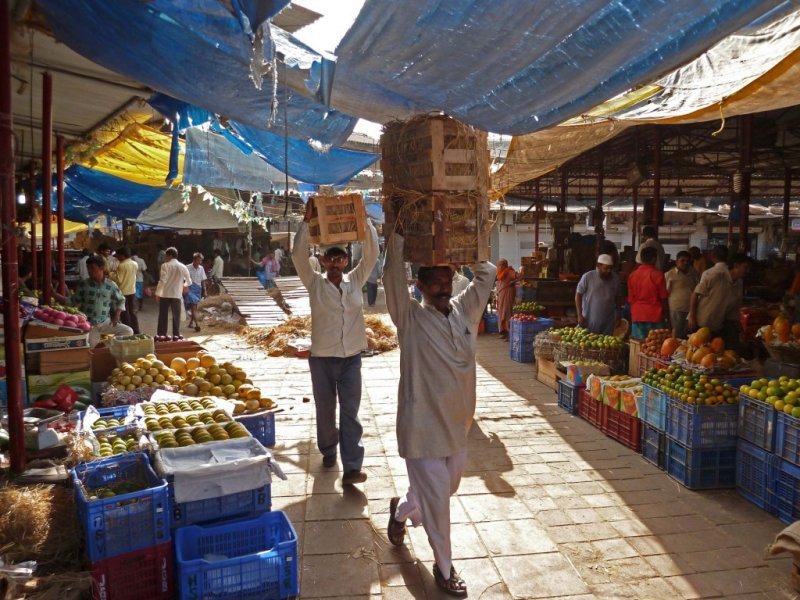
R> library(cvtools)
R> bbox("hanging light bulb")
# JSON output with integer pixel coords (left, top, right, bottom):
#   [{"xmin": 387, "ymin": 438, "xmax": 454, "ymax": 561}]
[{"xmin": 17, "ymin": 189, "xmax": 26, "ymax": 205}]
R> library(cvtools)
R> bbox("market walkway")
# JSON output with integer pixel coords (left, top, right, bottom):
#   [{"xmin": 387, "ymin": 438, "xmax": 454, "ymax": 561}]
[
  {"xmin": 222, "ymin": 276, "xmax": 311, "ymax": 328},
  {"xmin": 185, "ymin": 326, "xmax": 792, "ymax": 600}
]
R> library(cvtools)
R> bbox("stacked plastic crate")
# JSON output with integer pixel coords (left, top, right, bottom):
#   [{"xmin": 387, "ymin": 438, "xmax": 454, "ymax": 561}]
[
  {"xmin": 637, "ymin": 384, "xmax": 668, "ymax": 471},
  {"xmin": 509, "ymin": 317, "xmax": 552, "ymax": 363},
  {"xmin": 73, "ymin": 452, "xmax": 173, "ymax": 600}
]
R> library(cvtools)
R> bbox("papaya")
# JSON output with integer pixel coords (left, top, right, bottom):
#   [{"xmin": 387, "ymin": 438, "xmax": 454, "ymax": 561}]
[
  {"xmin": 709, "ymin": 337, "xmax": 725, "ymax": 354},
  {"xmin": 700, "ymin": 353, "xmax": 716, "ymax": 369}
]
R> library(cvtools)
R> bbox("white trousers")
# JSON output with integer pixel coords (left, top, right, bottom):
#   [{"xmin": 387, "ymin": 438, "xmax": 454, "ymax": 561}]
[
  {"xmin": 89, "ymin": 319, "xmax": 133, "ymax": 347},
  {"xmin": 395, "ymin": 447, "xmax": 467, "ymax": 576}
]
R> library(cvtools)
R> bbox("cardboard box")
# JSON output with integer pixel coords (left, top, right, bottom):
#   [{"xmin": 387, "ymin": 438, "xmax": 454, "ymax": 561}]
[
  {"xmin": 602, "ymin": 380, "xmax": 641, "ymax": 410},
  {"xmin": 564, "ymin": 362, "xmax": 611, "ymax": 387},
  {"xmin": 620, "ymin": 388, "xmax": 642, "ymax": 416},
  {"xmin": 27, "ymin": 370, "xmax": 91, "ymax": 404},
  {"xmin": 588, "ymin": 374, "xmax": 605, "ymax": 401},
  {"xmin": 25, "ymin": 320, "xmax": 88, "ymax": 353}
]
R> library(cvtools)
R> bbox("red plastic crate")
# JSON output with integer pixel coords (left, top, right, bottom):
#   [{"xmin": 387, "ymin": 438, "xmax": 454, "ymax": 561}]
[
  {"xmin": 91, "ymin": 542, "xmax": 173, "ymax": 600},
  {"xmin": 578, "ymin": 389, "xmax": 606, "ymax": 429},
  {"xmin": 603, "ymin": 408, "xmax": 642, "ymax": 452}
]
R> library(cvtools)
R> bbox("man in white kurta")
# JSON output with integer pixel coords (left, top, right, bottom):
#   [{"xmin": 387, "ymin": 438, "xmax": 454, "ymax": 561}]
[{"xmin": 383, "ymin": 233, "xmax": 495, "ymax": 596}]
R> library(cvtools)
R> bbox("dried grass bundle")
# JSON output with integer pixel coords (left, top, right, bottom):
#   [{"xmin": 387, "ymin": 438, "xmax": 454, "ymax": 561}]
[
  {"xmin": 0, "ymin": 484, "xmax": 84, "ymax": 575},
  {"xmin": 14, "ymin": 571, "xmax": 92, "ymax": 600}
]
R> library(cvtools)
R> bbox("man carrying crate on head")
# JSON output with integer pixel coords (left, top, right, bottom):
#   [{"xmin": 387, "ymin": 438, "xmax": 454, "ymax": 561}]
[
  {"xmin": 382, "ymin": 229, "xmax": 495, "ymax": 597},
  {"xmin": 292, "ymin": 199, "xmax": 379, "ymax": 486}
]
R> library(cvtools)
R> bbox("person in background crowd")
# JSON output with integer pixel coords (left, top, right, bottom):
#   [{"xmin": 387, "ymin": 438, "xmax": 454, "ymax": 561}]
[
  {"xmin": 689, "ymin": 246, "xmax": 708, "ymax": 275},
  {"xmin": 665, "ymin": 250, "xmax": 699, "ymax": 339},
  {"xmin": 383, "ymin": 230, "xmax": 495, "ymax": 597},
  {"xmin": 253, "ymin": 250, "xmax": 281, "ymax": 291},
  {"xmin": 600, "ymin": 239, "xmax": 620, "ymax": 269},
  {"xmin": 273, "ymin": 245, "xmax": 284, "ymax": 269},
  {"xmin": 156, "ymin": 244, "xmax": 167, "ymax": 278},
  {"xmin": 18, "ymin": 264, "xmax": 35, "ymax": 298},
  {"xmin": 77, "ymin": 248, "xmax": 91, "ymax": 280},
  {"xmin": 97, "ymin": 244, "xmax": 116, "ymax": 275},
  {"xmin": 688, "ymin": 245, "xmax": 730, "ymax": 335},
  {"xmin": 113, "ymin": 247, "xmax": 140, "ymax": 334},
  {"xmin": 73, "ymin": 256, "xmax": 133, "ymax": 346},
  {"xmin": 209, "ymin": 248, "xmax": 224, "ymax": 282},
  {"xmin": 628, "ymin": 246, "xmax": 669, "ymax": 340},
  {"xmin": 366, "ymin": 247, "xmax": 384, "ymax": 307},
  {"xmin": 185, "ymin": 252, "xmax": 207, "ymax": 332},
  {"xmin": 576, "ymin": 254, "xmax": 620, "ymax": 335},
  {"xmin": 495, "ymin": 259, "xmax": 517, "ymax": 340},
  {"xmin": 131, "ymin": 249, "xmax": 147, "ymax": 311},
  {"xmin": 309, "ymin": 248, "xmax": 322, "ymax": 273},
  {"xmin": 155, "ymin": 247, "xmax": 190, "ymax": 339},
  {"xmin": 636, "ymin": 226, "xmax": 666, "ymax": 271},
  {"xmin": 723, "ymin": 254, "xmax": 751, "ymax": 352},
  {"xmin": 212, "ymin": 232, "xmax": 230, "ymax": 261},
  {"xmin": 451, "ymin": 263, "xmax": 471, "ymax": 297},
  {"xmin": 292, "ymin": 200, "xmax": 378, "ymax": 486}
]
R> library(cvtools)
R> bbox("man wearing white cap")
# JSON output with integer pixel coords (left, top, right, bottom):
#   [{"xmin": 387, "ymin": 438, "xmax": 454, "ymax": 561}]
[
  {"xmin": 575, "ymin": 254, "xmax": 620, "ymax": 335},
  {"xmin": 292, "ymin": 199, "xmax": 379, "ymax": 487}
]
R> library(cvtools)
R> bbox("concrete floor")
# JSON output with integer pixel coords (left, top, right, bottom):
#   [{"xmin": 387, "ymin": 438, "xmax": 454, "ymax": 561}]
[{"xmin": 134, "ymin": 284, "xmax": 795, "ymax": 599}]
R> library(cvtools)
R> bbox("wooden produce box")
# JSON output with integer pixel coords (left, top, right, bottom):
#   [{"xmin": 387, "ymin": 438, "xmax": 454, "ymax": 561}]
[
  {"xmin": 308, "ymin": 193, "xmax": 367, "ymax": 246},
  {"xmin": 25, "ymin": 320, "xmax": 89, "ymax": 353},
  {"xmin": 381, "ymin": 115, "xmax": 489, "ymax": 193},
  {"xmin": 90, "ymin": 341, "xmax": 204, "ymax": 382},
  {"xmin": 537, "ymin": 357, "xmax": 560, "ymax": 391},
  {"xmin": 384, "ymin": 191, "xmax": 490, "ymax": 265},
  {"xmin": 628, "ymin": 339, "xmax": 641, "ymax": 377},
  {"xmin": 26, "ymin": 348, "xmax": 91, "ymax": 376}
]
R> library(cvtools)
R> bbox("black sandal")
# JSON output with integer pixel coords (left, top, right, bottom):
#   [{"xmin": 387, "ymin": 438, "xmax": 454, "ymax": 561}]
[
  {"xmin": 387, "ymin": 497, "xmax": 406, "ymax": 546},
  {"xmin": 433, "ymin": 563, "xmax": 467, "ymax": 597}
]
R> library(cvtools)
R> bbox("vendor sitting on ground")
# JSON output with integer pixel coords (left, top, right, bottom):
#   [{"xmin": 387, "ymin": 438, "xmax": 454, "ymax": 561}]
[
  {"xmin": 575, "ymin": 254, "xmax": 620, "ymax": 335},
  {"xmin": 73, "ymin": 256, "xmax": 133, "ymax": 346}
]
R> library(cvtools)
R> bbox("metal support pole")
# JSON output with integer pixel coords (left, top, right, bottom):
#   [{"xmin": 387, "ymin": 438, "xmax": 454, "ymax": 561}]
[
  {"xmin": 56, "ymin": 135, "xmax": 65, "ymax": 296},
  {"xmin": 1, "ymin": 0, "xmax": 27, "ymax": 473},
  {"xmin": 534, "ymin": 179, "xmax": 541, "ymax": 249},
  {"xmin": 28, "ymin": 161, "xmax": 36, "ymax": 290},
  {"xmin": 739, "ymin": 115, "xmax": 752, "ymax": 254},
  {"xmin": 652, "ymin": 127, "xmax": 661, "ymax": 237},
  {"xmin": 631, "ymin": 186, "xmax": 639, "ymax": 250},
  {"xmin": 784, "ymin": 168, "xmax": 792, "ymax": 248},
  {"xmin": 595, "ymin": 157, "xmax": 604, "ymax": 257},
  {"xmin": 41, "ymin": 72, "xmax": 53, "ymax": 305},
  {"xmin": 556, "ymin": 167, "xmax": 568, "ymax": 277}
]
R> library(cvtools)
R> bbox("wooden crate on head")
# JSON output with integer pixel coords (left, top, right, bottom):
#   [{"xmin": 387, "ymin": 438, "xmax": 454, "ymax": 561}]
[
  {"xmin": 381, "ymin": 114, "xmax": 491, "ymax": 265},
  {"xmin": 307, "ymin": 193, "xmax": 367, "ymax": 246}
]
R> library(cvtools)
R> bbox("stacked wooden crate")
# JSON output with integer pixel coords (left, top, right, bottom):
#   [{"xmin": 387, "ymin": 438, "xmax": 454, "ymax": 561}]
[
  {"xmin": 307, "ymin": 193, "xmax": 367, "ymax": 246},
  {"xmin": 381, "ymin": 115, "xmax": 490, "ymax": 264}
]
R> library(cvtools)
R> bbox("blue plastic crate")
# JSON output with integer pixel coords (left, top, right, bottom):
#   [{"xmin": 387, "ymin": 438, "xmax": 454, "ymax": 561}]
[
  {"xmin": 168, "ymin": 476, "xmax": 272, "ymax": 530},
  {"xmin": 557, "ymin": 380, "xmax": 581, "ymax": 415},
  {"xmin": 73, "ymin": 452, "xmax": 170, "ymax": 561},
  {"xmin": 176, "ymin": 510, "xmax": 298, "ymax": 600},
  {"xmin": 665, "ymin": 437, "xmax": 736, "ymax": 490},
  {"xmin": 641, "ymin": 422, "xmax": 665, "ymax": 470},
  {"xmin": 636, "ymin": 384, "xmax": 667, "ymax": 431},
  {"xmin": 510, "ymin": 318, "xmax": 553, "ymax": 342},
  {"xmin": 777, "ymin": 459, "xmax": 800, "ymax": 524},
  {"xmin": 776, "ymin": 412, "xmax": 800, "ymax": 467},
  {"xmin": 509, "ymin": 340, "xmax": 534, "ymax": 363},
  {"xmin": 235, "ymin": 411, "xmax": 276, "ymax": 447},
  {"xmin": 736, "ymin": 439, "xmax": 779, "ymax": 516},
  {"xmin": 665, "ymin": 397, "xmax": 738, "ymax": 449},
  {"xmin": 738, "ymin": 393, "xmax": 776, "ymax": 452},
  {"xmin": 483, "ymin": 313, "xmax": 498, "ymax": 333},
  {"xmin": 79, "ymin": 405, "xmax": 133, "ymax": 430}
]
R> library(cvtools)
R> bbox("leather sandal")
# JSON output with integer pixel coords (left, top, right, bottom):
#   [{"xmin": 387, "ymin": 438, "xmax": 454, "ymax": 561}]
[
  {"xmin": 387, "ymin": 497, "xmax": 406, "ymax": 546},
  {"xmin": 433, "ymin": 564, "xmax": 467, "ymax": 597}
]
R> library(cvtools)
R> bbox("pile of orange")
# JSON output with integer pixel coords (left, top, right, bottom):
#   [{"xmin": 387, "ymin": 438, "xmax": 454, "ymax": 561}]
[
  {"xmin": 761, "ymin": 314, "xmax": 800, "ymax": 345},
  {"xmin": 677, "ymin": 327, "xmax": 740, "ymax": 371}
]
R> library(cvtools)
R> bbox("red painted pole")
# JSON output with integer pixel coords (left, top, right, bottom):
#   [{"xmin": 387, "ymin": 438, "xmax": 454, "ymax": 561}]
[
  {"xmin": 56, "ymin": 136, "xmax": 65, "ymax": 296},
  {"xmin": 738, "ymin": 115, "xmax": 752, "ymax": 254},
  {"xmin": 652, "ymin": 127, "xmax": 661, "ymax": 237},
  {"xmin": 41, "ymin": 73, "xmax": 53, "ymax": 305},
  {"xmin": 534, "ymin": 179, "xmax": 541, "ymax": 249},
  {"xmin": 1, "ymin": 0, "xmax": 27, "ymax": 473},
  {"xmin": 631, "ymin": 186, "xmax": 638, "ymax": 249},
  {"xmin": 28, "ymin": 161, "xmax": 36, "ymax": 290}
]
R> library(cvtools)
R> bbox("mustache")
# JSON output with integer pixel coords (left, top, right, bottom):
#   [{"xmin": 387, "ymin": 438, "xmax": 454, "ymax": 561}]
[{"xmin": 435, "ymin": 292, "xmax": 451, "ymax": 299}]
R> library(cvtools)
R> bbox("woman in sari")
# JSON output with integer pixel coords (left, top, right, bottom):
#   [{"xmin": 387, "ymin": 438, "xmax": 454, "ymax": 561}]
[{"xmin": 495, "ymin": 259, "xmax": 517, "ymax": 339}]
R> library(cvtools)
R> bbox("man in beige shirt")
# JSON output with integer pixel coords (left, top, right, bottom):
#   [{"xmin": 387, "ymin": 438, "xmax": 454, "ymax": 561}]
[
  {"xmin": 113, "ymin": 247, "xmax": 139, "ymax": 334},
  {"xmin": 688, "ymin": 246, "xmax": 731, "ymax": 334},
  {"xmin": 383, "ymin": 232, "xmax": 495, "ymax": 597},
  {"xmin": 665, "ymin": 250, "xmax": 699, "ymax": 339}
]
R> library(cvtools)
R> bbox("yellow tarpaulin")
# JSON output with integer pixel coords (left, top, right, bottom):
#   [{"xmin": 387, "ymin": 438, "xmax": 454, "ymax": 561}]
[
  {"xmin": 23, "ymin": 219, "xmax": 89, "ymax": 237},
  {"xmin": 81, "ymin": 123, "xmax": 184, "ymax": 186}
]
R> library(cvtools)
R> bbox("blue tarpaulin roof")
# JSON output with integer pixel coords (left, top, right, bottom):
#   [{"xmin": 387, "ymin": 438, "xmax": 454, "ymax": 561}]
[
  {"xmin": 36, "ymin": 0, "xmax": 356, "ymax": 145},
  {"xmin": 331, "ymin": 0, "xmax": 787, "ymax": 134},
  {"xmin": 61, "ymin": 166, "xmax": 165, "ymax": 221}
]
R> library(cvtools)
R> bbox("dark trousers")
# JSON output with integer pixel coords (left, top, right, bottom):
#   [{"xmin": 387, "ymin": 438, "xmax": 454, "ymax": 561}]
[
  {"xmin": 366, "ymin": 282, "xmax": 378, "ymax": 306},
  {"xmin": 157, "ymin": 297, "xmax": 182, "ymax": 337},
  {"xmin": 122, "ymin": 294, "xmax": 140, "ymax": 334},
  {"xmin": 308, "ymin": 354, "xmax": 364, "ymax": 472}
]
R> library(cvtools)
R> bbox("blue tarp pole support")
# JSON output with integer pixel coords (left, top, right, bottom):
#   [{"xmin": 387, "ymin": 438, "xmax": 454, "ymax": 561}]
[
  {"xmin": 283, "ymin": 59, "xmax": 290, "ymax": 219},
  {"xmin": 57, "ymin": 135, "xmax": 66, "ymax": 296},
  {"xmin": 41, "ymin": 72, "xmax": 53, "ymax": 306},
  {"xmin": 739, "ymin": 114, "xmax": 752, "ymax": 254},
  {"xmin": 1, "ymin": 0, "xmax": 26, "ymax": 474}
]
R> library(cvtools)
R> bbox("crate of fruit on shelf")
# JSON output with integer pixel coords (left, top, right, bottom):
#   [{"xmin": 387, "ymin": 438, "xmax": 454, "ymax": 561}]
[
  {"xmin": 512, "ymin": 301, "xmax": 546, "ymax": 316},
  {"xmin": 737, "ymin": 377, "xmax": 793, "ymax": 452},
  {"xmin": 636, "ymin": 329, "xmax": 675, "ymax": 376},
  {"xmin": 759, "ymin": 314, "xmax": 800, "ymax": 363},
  {"xmin": 552, "ymin": 327, "xmax": 626, "ymax": 372},
  {"xmin": 644, "ymin": 365, "xmax": 739, "ymax": 449},
  {"xmin": 668, "ymin": 328, "xmax": 753, "ymax": 382}
]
